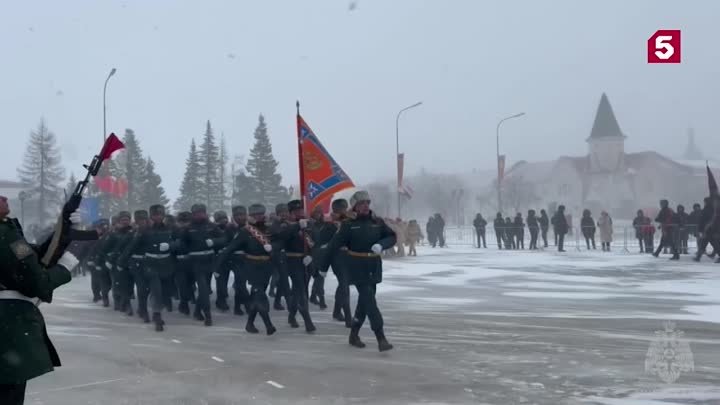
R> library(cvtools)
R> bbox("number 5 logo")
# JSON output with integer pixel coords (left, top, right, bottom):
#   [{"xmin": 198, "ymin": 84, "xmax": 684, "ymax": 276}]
[{"xmin": 648, "ymin": 30, "xmax": 681, "ymax": 63}]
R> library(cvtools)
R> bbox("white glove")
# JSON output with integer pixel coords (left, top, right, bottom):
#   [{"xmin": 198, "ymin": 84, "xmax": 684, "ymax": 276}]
[
  {"xmin": 214, "ymin": 272, "xmax": 221, "ymax": 279},
  {"xmin": 264, "ymin": 244, "xmax": 272, "ymax": 253},
  {"xmin": 69, "ymin": 210, "xmax": 82, "ymax": 230},
  {"xmin": 319, "ymin": 271, "xmax": 328, "ymax": 278},
  {"xmin": 58, "ymin": 252, "xmax": 79, "ymax": 271},
  {"xmin": 299, "ymin": 219, "xmax": 308, "ymax": 229},
  {"xmin": 105, "ymin": 261, "xmax": 113, "ymax": 270},
  {"xmin": 303, "ymin": 256, "xmax": 313, "ymax": 266},
  {"xmin": 371, "ymin": 244, "xmax": 383, "ymax": 254},
  {"xmin": 158, "ymin": 242, "xmax": 170, "ymax": 252},
  {"xmin": 206, "ymin": 239, "xmax": 214, "ymax": 248}
]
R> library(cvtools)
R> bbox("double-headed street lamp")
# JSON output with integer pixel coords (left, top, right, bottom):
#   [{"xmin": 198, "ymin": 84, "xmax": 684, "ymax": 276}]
[
  {"xmin": 496, "ymin": 112, "xmax": 525, "ymax": 214},
  {"xmin": 396, "ymin": 101, "xmax": 423, "ymax": 219},
  {"xmin": 103, "ymin": 68, "xmax": 117, "ymax": 141}
]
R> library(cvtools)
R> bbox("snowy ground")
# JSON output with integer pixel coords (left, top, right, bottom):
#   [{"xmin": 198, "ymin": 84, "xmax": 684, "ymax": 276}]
[{"xmin": 26, "ymin": 246, "xmax": 720, "ymax": 405}]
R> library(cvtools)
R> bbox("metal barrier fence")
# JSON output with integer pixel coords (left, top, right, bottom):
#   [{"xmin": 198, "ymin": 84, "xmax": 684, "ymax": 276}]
[{"xmin": 438, "ymin": 225, "xmax": 700, "ymax": 253}]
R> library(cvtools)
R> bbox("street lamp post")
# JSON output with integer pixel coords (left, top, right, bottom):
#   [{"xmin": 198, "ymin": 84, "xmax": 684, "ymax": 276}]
[
  {"xmin": 18, "ymin": 191, "xmax": 27, "ymax": 226},
  {"xmin": 396, "ymin": 101, "xmax": 423, "ymax": 219},
  {"xmin": 496, "ymin": 112, "xmax": 525, "ymax": 214},
  {"xmin": 103, "ymin": 68, "xmax": 117, "ymax": 141}
]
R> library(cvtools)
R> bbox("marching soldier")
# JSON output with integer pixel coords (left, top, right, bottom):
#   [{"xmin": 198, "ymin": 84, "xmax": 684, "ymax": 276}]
[
  {"xmin": 117, "ymin": 210, "xmax": 149, "ymax": 317},
  {"xmin": 324, "ymin": 191, "xmax": 396, "ymax": 352},
  {"xmin": 269, "ymin": 203, "xmax": 290, "ymax": 310},
  {"xmin": 178, "ymin": 204, "xmax": 225, "ymax": 326},
  {"xmin": 212, "ymin": 210, "xmax": 232, "ymax": 312},
  {"xmin": 214, "ymin": 204, "xmax": 276, "ymax": 335},
  {"xmin": 86, "ymin": 218, "xmax": 110, "ymax": 303},
  {"xmin": 309, "ymin": 206, "xmax": 333, "ymax": 310},
  {"xmin": 97, "ymin": 211, "xmax": 133, "ymax": 310},
  {"xmin": 273, "ymin": 200, "xmax": 316, "ymax": 332},
  {"xmin": 173, "ymin": 212, "xmax": 194, "ymax": 315},
  {"xmin": 229, "ymin": 205, "xmax": 251, "ymax": 316},
  {"xmin": 0, "ymin": 196, "xmax": 78, "ymax": 404},
  {"xmin": 326, "ymin": 199, "xmax": 353, "ymax": 327}
]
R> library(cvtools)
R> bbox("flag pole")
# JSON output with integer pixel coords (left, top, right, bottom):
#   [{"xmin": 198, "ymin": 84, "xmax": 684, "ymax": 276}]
[{"xmin": 296, "ymin": 100, "xmax": 307, "ymax": 215}]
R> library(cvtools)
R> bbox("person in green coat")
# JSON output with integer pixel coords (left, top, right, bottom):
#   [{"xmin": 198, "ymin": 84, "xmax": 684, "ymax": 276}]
[
  {"xmin": 324, "ymin": 190, "xmax": 397, "ymax": 352},
  {"xmin": 0, "ymin": 195, "xmax": 79, "ymax": 404}
]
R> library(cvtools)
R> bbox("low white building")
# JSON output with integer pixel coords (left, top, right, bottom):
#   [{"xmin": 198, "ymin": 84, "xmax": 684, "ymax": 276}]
[{"xmin": 500, "ymin": 93, "xmax": 707, "ymax": 219}]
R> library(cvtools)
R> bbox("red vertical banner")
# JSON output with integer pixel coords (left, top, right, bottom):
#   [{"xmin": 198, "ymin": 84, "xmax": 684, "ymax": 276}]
[
  {"xmin": 296, "ymin": 102, "xmax": 306, "ymax": 214},
  {"xmin": 498, "ymin": 155, "xmax": 506, "ymax": 182}
]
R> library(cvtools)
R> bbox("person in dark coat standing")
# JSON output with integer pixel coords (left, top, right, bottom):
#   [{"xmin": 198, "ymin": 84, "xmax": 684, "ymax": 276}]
[
  {"xmin": 632, "ymin": 210, "xmax": 647, "ymax": 253},
  {"xmin": 324, "ymin": 190, "xmax": 397, "ymax": 351},
  {"xmin": 654, "ymin": 199, "xmax": 680, "ymax": 260},
  {"xmin": 513, "ymin": 213, "xmax": 525, "ymax": 250},
  {"xmin": 493, "ymin": 213, "xmax": 504, "ymax": 249},
  {"xmin": 426, "ymin": 217, "xmax": 436, "ymax": 248},
  {"xmin": 434, "ymin": 213, "xmax": 446, "ymax": 247},
  {"xmin": 527, "ymin": 209, "xmax": 540, "ymax": 250},
  {"xmin": 0, "ymin": 196, "xmax": 78, "ymax": 405},
  {"xmin": 580, "ymin": 209, "xmax": 597, "ymax": 250},
  {"xmin": 473, "ymin": 213, "xmax": 487, "ymax": 248},
  {"xmin": 539, "ymin": 209, "xmax": 550, "ymax": 247},
  {"xmin": 504, "ymin": 217, "xmax": 515, "ymax": 249},
  {"xmin": 552, "ymin": 205, "xmax": 569, "ymax": 252},
  {"xmin": 687, "ymin": 203, "xmax": 702, "ymax": 243},
  {"xmin": 676, "ymin": 205, "xmax": 690, "ymax": 254},
  {"xmin": 694, "ymin": 197, "xmax": 719, "ymax": 262}
]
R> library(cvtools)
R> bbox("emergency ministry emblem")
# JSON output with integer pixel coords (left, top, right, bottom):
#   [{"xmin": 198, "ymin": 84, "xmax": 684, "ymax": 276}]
[
  {"xmin": 644, "ymin": 321, "xmax": 694, "ymax": 383},
  {"xmin": 303, "ymin": 151, "xmax": 324, "ymax": 171},
  {"xmin": 10, "ymin": 240, "xmax": 34, "ymax": 260}
]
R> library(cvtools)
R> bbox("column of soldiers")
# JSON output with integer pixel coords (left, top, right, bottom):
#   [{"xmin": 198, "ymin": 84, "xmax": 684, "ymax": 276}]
[{"xmin": 80, "ymin": 191, "xmax": 396, "ymax": 351}]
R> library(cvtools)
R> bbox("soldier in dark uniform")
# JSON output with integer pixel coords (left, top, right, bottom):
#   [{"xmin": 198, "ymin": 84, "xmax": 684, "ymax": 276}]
[
  {"xmin": 86, "ymin": 218, "xmax": 110, "ymax": 303},
  {"xmin": 694, "ymin": 197, "xmax": 719, "ymax": 262},
  {"xmin": 273, "ymin": 199, "xmax": 316, "ymax": 332},
  {"xmin": 121, "ymin": 205, "xmax": 175, "ymax": 331},
  {"xmin": 676, "ymin": 204, "xmax": 690, "ymax": 254},
  {"xmin": 179, "ymin": 204, "xmax": 225, "ymax": 326},
  {"xmin": 214, "ymin": 204, "xmax": 276, "ymax": 335},
  {"xmin": 118, "ymin": 210, "xmax": 149, "ymax": 317},
  {"xmin": 0, "ymin": 196, "xmax": 77, "ymax": 404},
  {"xmin": 270, "ymin": 203, "xmax": 290, "ymax": 310},
  {"xmin": 229, "ymin": 205, "xmax": 251, "ymax": 316},
  {"xmin": 553, "ymin": 206, "xmax": 569, "ymax": 252},
  {"xmin": 325, "ymin": 190, "xmax": 396, "ymax": 352},
  {"xmin": 97, "ymin": 211, "xmax": 133, "ymax": 310},
  {"xmin": 527, "ymin": 209, "xmax": 539, "ymax": 250},
  {"xmin": 503, "ymin": 217, "xmax": 515, "ymax": 249},
  {"xmin": 514, "ymin": 213, "xmax": 525, "ymax": 250},
  {"xmin": 654, "ymin": 200, "xmax": 680, "ymax": 260},
  {"xmin": 212, "ymin": 210, "xmax": 232, "ymax": 312},
  {"xmin": 493, "ymin": 213, "xmax": 504, "ymax": 249},
  {"xmin": 173, "ymin": 212, "xmax": 194, "ymax": 315},
  {"xmin": 473, "ymin": 213, "xmax": 487, "ymax": 248},
  {"xmin": 309, "ymin": 206, "xmax": 332, "ymax": 310},
  {"xmin": 321, "ymin": 199, "xmax": 354, "ymax": 327}
]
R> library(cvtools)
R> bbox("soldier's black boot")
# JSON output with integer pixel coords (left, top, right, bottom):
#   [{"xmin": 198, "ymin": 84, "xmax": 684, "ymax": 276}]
[
  {"xmin": 203, "ymin": 310, "xmax": 212, "ymax": 327},
  {"xmin": 233, "ymin": 301, "xmax": 245, "ymax": 316},
  {"xmin": 193, "ymin": 307, "xmax": 205, "ymax": 322},
  {"xmin": 288, "ymin": 313, "xmax": 300, "ymax": 328},
  {"xmin": 93, "ymin": 294, "xmax": 101, "ymax": 303},
  {"xmin": 102, "ymin": 294, "xmax": 110, "ymax": 307},
  {"xmin": 318, "ymin": 296, "xmax": 327, "ymax": 310},
  {"xmin": 260, "ymin": 312, "xmax": 276, "ymax": 335},
  {"xmin": 273, "ymin": 297, "xmax": 285, "ymax": 311},
  {"xmin": 152, "ymin": 313, "xmax": 164, "ymax": 332},
  {"xmin": 309, "ymin": 294, "xmax": 319, "ymax": 306},
  {"xmin": 126, "ymin": 303, "xmax": 134, "ymax": 317},
  {"xmin": 375, "ymin": 330, "xmax": 394, "ymax": 352},
  {"xmin": 301, "ymin": 311, "xmax": 316, "ymax": 333},
  {"xmin": 349, "ymin": 326, "xmax": 366, "ymax": 348},
  {"xmin": 333, "ymin": 302, "xmax": 345, "ymax": 322},
  {"xmin": 245, "ymin": 309, "xmax": 259, "ymax": 333},
  {"xmin": 216, "ymin": 299, "xmax": 230, "ymax": 312},
  {"xmin": 179, "ymin": 301, "xmax": 190, "ymax": 316}
]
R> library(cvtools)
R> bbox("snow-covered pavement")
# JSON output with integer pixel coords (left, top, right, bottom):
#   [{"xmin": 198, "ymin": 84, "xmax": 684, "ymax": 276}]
[{"xmin": 27, "ymin": 246, "xmax": 720, "ymax": 404}]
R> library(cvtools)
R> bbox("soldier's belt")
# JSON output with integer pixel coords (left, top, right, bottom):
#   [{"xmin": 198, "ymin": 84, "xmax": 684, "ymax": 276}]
[
  {"xmin": 145, "ymin": 253, "xmax": 171, "ymax": 259},
  {"xmin": 188, "ymin": 250, "xmax": 214, "ymax": 256},
  {"xmin": 347, "ymin": 250, "xmax": 380, "ymax": 258},
  {"xmin": 131, "ymin": 254, "xmax": 144, "ymax": 259},
  {"xmin": 0, "ymin": 290, "xmax": 37, "ymax": 305},
  {"xmin": 232, "ymin": 250, "xmax": 246, "ymax": 255},
  {"xmin": 340, "ymin": 247, "xmax": 349, "ymax": 251},
  {"xmin": 285, "ymin": 252, "xmax": 305, "ymax": 258},
  {"xmin": 246, "ymin": 254, "xmax": 270, "ymax": 261},
  {"xmin": 176, "ymin": 255, "xmax": 188, "ymax": 259}
]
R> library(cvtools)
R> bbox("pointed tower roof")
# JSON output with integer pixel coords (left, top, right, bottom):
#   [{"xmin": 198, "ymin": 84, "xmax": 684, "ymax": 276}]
[
  {"xmin": 683, "ymin": 128, "xmax": 703, "ymax": 160},
  {"xmin": 587, "ymin": 93, "xmax": 625, "ymax": 141}
]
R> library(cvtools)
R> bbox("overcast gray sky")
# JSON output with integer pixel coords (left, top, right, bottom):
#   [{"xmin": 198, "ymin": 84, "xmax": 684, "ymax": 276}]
[{"xmin": 1, "ymin": 0, "xmax": 717, "ymax": 202}]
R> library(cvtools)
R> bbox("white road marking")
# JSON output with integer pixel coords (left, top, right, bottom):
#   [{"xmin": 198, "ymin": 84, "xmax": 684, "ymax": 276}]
[
  {"xmin": 171, "ymin": 339, "xmax": 182, "ymax": 344},
  {"xmin": 211, "ymin": 356, "xmax": 225, "ymax": 363},
  {"xmin": 266, "ymin": 380, "xmax": 285, "ymax": 389}
]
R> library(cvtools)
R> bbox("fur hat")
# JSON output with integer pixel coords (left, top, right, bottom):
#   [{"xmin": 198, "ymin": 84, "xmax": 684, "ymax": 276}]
[
  {"xmin": 213, "ymin": 210, "xmax": 228, "ymax": 222},
  {"xmin": 350, "ymin": 190, "xmax": 370, "ymax": 208},
  {"xmin": 249, "ymin": 204, "xmax": 266, "ymax": 216},
  {"xmin": 232, "ymin": 205, "xmax": 247, "ymax": 215},
  {"xmin": 149, "ymin": 205, "xmax": 165, "ymax": 216},
  {"xmin": 331, "ymin": 199, "xmax": 348, "ymax": 212},
  {"xmin": 191, "ymin": 203, "xmax": 207, "ymax": 214},
  {"xmin": 117, "ymin": 211, "xmax": 131, "ymax": 220},
  {"xmin": 133, "ymin": 210, "xmax": 149, "ymax": 221},
  {"xmin": 275, "ymin": 203, "xmax": 288, "ymax": 214},
  {"xmin": 176, "ymin": 211, "xmax": 192, "ymax": 223},
  {"xmin": 287, "ymin": 200, "xmax": 303, "ymax": 212}
]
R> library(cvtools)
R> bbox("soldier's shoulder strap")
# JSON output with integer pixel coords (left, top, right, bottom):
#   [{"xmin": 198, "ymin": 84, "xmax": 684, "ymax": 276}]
[{"xmin": 244, "ymin": 224, "xmax": 270, "ymax": 246}]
